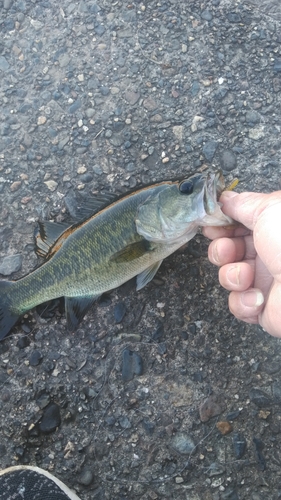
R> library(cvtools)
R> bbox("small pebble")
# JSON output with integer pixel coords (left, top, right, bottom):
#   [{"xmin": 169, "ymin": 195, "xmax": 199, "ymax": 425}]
[
  {"xmin": 37, "ymin": 116, "xmax": 47, "ymax": 125},
  {"xmin": 0, "ymin": 254, "xmax": 22, "ymax": 275},
  {"xmin": 142, "ymin": 419, "xmax": 155, "ymax": 435},
  {"xmin": 253, "ymin": 437, "xmax": 266, "ymax": 471},
  {"xmin": 248, "ymin": 126, "xmax": 265, "ymax": 141},
  {"xmin": 44, "ymin": 180, "xmax": 58, "ymax": 191},
  {"xmin": 170, "ymin": 432, "xmax": 196, "ymax": 455},
  {"xmin": 201, "ymin": 10, "xmax": 213, "ymax": 21},
  {"xmin": 111, "ymin": 86, "xmax": 120, "ymax": 95},
  {"xmin": 20, "ymin": 323, "xmax": 31, "ymax": 334},
  {"xmin": 199, "ymin": 394, "xmax": 226, "ymax": 422},
  {"xmin": 272, "ymin": 381, "xmax": 281, "ymax": 402},
  {"xmin": 157, "ymin": 342, "xmax": 167, "ymax": 355},
  {"xmin": 29, "ymin": 350, "xmax": 43, "ymax": 366},
  {"xmin": 100, "ymin": 86, "xmax": 110, "ymax": 96},
  {"xmin": 220, "ymin": 149, "xmax": 237, "ymax": 171},
  {"xmin": 122, "ymin": 349, "xmax": 143, "ymax": 382},
  {"xmin": 0, "ymin": 444, "xmax": 7, "ymax": 457},
  {"xmin": 4, "ymin": 0, "xmax": 13, "ymax": 10},
  {"xmin": 249, "ymin": 388, "xmax": 272, "ymax": 408},
  {"xmin": 39, "ymin": 403, "xmax": 61, "ymax": 433},
  {"xmin": 78, "ymin": 468, "xmax": 94, "ymax": 486},
  {"xmin": 10, "ymin": 181, "xmax": 22, "ymax": 192},
  {"xmin": 77, "ymin": 165, "xmax": 87, "ymax": 174},
  {"xmin": 216, "ymin": 421, "xmax": 233, "ymax": 435},
  {"xmin": 258, "ymin": 410, "xmax": 270, "ymax": 420},
  {"xmin": 226, "ymin": 410, "xmax": 240, "ymax": 421},
  {"xmin": 203, "ymin": 140, "xmax": 218, "ymax": 162},
  {"xmin": 175, "ymin": 477, "xmax": 184, "ymax": 484},
  {"xmin": 85, "ymin": 108, "xmax": 95, "ymax": 118},
  {"xmin": 245, "ymin": 110, "xmax": 260, "ymax": 124},
  {"xmin": 36, "ymin": 393, "xmax": 51, "ymax": 409},
  {"xmin": 16, "ymin": 336, "xmax": 30, "ymax": 349},
  {"xmin": 119, "ymin": 415, "xmax": 132, "ymax": 429},
  {"xmin": 227, "ymin": 12, "xmax": 241, "ymax": 23},
  {"xmin": 21, "ymin": 196, "xmax": 32, "ymax": 204},
  {"xmin": 273, "ymin": 60, "xmax": 281, "ymax": 72},
  {"xmin": 68, "ymin": 100, "xmax": 81, "ymax": 114},
  {"xmin": 152, "ymin": 323, "xmax": 164, "ymax": 341},
  {"xmin": 172, "ymin": 125, "xmax": 183, "ymax": 142},
  {"xmin": 143, "ymin": 98, "xmax": 158, "ymax": 111},
  {"xmin": 114, "ymin": 302, "xmax": 126, "ymax": 323},
  {"xmin": 206, "ymin": 463, "xmax": 225, "ymax": 477},
  {"xmin": 124, "ymin": 90, "xmax": 140, "ymax": 105},
  {"xmin": 233, "ymin": 432, "xmax": 247, "ymax": 459},
  {"xmin": 0, "ymin": 56, "xmax": 9, "ymax": 71}
]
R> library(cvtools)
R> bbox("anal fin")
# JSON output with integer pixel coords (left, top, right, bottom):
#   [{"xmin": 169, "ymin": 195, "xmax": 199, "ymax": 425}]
[{"xmin": 65, "ymin": 295, "xmax": 100, "ymax": 331}]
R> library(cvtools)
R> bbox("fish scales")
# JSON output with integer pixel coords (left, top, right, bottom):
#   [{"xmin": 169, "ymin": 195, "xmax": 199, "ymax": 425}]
[
  {"xmin": 0, "ymin": 171, "xmax": 234, "ymax": 339},
  {"xmin": 5, "ymin": 184, "xmax": 168, "ymax": 312}
]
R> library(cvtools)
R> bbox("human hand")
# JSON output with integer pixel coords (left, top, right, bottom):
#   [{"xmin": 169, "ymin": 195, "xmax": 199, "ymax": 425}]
[{"xmin": 203, "ymin": 190, "xmax": 281, "ymax": 337}]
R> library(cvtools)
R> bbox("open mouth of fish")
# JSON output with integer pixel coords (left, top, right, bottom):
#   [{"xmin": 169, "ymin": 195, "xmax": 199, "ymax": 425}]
[
  {"xmin": 196, "ymin": 169, "xmax": 236, "ymax": 227},
  {"xmin": 203, "ymin": 170, "xmax": 225, "ymax": 215}
]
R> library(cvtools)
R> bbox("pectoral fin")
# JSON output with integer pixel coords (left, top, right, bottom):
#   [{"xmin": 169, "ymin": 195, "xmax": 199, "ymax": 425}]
[
  {"xmin": 136, "ymin": 260, "xmax": 163, "ymax": 291},
  {"xmin": 110, "ymin": 240, "xmax": 153, "ymax": 263},
  {"xmin": 65, "ymin": 295, "xmax": 100, "ymax": 331}
]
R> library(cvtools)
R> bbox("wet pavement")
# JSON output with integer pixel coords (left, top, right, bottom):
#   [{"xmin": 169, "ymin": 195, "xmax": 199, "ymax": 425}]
[{"xmin": 1, "ymin": 1, "xmax": 281, "ymax": 499}]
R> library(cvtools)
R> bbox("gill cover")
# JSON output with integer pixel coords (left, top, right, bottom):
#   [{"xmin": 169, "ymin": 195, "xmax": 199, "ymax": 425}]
[{"xmin": 135, "ymin": 175, "xmax": 206, "ymax": 243}]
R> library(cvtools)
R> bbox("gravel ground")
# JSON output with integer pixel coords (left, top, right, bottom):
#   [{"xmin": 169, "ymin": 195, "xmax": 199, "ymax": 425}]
[{"xmin": 1, "ymin": 0, "xmax": 281, "ymax": 499}]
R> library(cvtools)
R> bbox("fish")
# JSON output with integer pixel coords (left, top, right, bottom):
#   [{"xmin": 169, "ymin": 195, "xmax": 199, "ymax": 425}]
[{"xmin": 0, "ymin": 169, "xmax": 234, "ymax": 340}]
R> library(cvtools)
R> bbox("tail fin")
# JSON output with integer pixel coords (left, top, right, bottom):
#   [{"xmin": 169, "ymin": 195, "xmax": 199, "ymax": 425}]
[{"xmin": 0, "ymin": 281, "xmax": 20, "ymax": 340}]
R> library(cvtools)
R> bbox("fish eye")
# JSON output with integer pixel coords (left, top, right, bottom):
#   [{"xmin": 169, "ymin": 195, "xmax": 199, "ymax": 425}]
[{"xmin": 179, "ymin": 180, "xmax": 193, "ymax": 194}]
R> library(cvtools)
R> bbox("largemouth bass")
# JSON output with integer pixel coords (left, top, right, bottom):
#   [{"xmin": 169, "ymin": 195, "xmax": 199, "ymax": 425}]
[{"xmin": 0, "ymin": 170, "xmax": 234, "ymax": 340}]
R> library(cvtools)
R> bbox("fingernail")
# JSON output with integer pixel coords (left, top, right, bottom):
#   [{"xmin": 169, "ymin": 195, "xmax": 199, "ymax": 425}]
[
  {"xmin": 212, "ymin": 242, "xmax": 220, "ymax": 265},
  {"xmin": 221, "ymin": 191, "xmax": 237, "ymax": 200},
  {"xmin": 241, "ymin": 290, "xmax": 264, "ymax": 308},
  {"xmin": 226, "ymin": 265, "xmax": 240, "ymax": 286}
]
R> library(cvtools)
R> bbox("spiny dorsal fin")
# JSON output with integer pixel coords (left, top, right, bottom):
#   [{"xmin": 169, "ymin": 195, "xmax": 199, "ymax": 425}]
[
  {"xmin": 34, "ymin": 221, "xmax": 72, "ymax": 258},
  {"xmin": 65, "ymin": 191, "xmax": 118, "ymax": 222}
]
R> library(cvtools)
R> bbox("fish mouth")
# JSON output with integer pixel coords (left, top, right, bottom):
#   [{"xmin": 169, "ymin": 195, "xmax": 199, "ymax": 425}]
[{"xmin": 203, "ymin": 169, "xmax": 225, "ymax": 215}]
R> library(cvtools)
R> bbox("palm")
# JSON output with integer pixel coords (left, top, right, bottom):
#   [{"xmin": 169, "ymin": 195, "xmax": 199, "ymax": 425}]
[{"xmin": 203, "ymin": 189, "xmax": 281, "ymax": 337}]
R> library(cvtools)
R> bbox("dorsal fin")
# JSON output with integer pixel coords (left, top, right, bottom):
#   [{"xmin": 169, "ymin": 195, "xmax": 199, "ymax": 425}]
[
  {"xmin": 65, "ymin": 191, "xmax": 118, "ymax": 222},
  {"xmin": 34, "ymin": 221, "xmax": 72, "ymax": 257}
]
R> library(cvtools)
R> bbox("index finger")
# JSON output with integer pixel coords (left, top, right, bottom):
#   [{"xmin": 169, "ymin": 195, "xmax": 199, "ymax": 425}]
[{"xmin": 203, "ymin": 225, "xmax": 250, "ymax": 240}]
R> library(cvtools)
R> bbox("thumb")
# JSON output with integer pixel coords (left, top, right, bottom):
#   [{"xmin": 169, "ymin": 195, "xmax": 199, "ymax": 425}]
[
  {"xmin": 221, "ymin": 191, "xmax": 281, "ymax": 277},
  {"xmin": 220, "ymin": 191, "xmax": 281, "ymax": 230}
]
